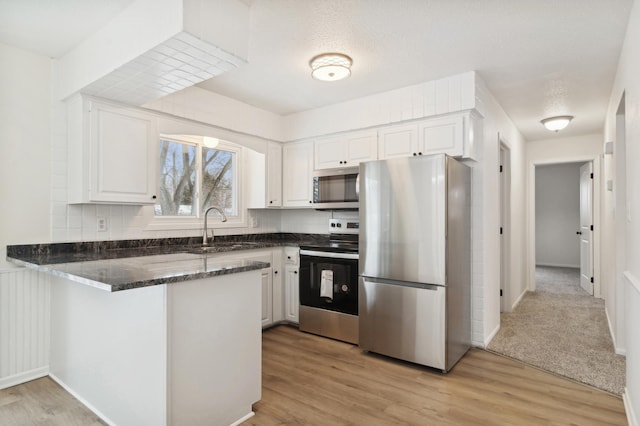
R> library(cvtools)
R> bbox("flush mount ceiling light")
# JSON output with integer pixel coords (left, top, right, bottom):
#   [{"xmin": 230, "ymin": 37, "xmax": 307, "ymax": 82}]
[
  {"xmin": 309, "ymin": 53, "xmax": 352, "ymax": 82},
  {"xmin": 540, "ymin": 115, "xmax": 574, "ymax": 132}
]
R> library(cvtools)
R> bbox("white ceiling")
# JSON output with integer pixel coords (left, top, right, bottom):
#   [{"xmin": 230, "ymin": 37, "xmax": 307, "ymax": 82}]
[{"xmin": 0, "ymin": 0, "xmax": 633, "ymax": 141}]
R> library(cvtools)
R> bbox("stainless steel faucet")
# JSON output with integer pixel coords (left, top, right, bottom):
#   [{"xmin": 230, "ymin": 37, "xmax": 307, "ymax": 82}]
[{"xmin": 202, "ymin": 206, "xmax": 228, "ymax": 246}]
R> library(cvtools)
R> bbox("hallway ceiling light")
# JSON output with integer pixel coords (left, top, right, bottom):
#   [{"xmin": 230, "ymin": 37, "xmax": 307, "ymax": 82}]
[
  {"xmin": 309, "ymin": 53, "xmax": 352, "ymax": 82},
  {"xmin": 540, "ymin": 115, "xmax": 574, "ymax": 132}
]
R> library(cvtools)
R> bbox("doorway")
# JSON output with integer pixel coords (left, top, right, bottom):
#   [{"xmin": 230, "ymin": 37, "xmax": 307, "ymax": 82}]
[
  {"xmin": 528, "ymin": 156, "xmax": 601, "ymax": 296},
  {"xmin": 487, "ymin": 155, "xmax": 625, "ymax": 394},
  {"xmin": 535, "ymin": 161, "xmax": 593, "ymax": 295}
]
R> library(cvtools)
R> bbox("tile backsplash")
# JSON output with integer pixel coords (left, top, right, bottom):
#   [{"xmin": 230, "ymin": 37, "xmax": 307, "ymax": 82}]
[{"xmin": 51, "ymin": 199, "xmax": 356, "ymax": 243}]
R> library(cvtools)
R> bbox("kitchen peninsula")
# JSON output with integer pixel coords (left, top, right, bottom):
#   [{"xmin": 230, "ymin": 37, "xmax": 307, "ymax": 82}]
[{"xmin": 6, "ymin": 239, "xmax": 274, "ymax": 426}]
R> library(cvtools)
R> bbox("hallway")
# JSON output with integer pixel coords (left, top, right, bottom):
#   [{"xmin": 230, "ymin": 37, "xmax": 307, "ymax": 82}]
[{"xmin": 488, "ymin": 266, "xmax": 626, "ymax": 394}]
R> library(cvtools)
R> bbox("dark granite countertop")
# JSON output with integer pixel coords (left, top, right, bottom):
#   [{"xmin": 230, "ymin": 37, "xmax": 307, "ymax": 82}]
[{"xmin": 6, "ymin": 233, "xmax": 327, "ymax": 292}]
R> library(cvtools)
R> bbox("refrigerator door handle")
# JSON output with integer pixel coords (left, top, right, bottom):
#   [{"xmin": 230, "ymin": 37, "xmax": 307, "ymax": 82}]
[{"xmin": 360, "ymin": 275, "xmax": 440, "ymax": 291}]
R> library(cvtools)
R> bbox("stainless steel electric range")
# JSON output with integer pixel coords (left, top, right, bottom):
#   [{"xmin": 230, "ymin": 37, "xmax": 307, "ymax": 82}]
[{"xmin": 298, "ymin": 219, "xmax": 359, "ymax": 344}]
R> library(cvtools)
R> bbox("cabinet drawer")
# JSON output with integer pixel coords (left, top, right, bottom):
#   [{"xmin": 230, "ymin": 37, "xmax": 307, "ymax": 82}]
[{"xmin": 284, "ymin": 247, "xmax": 299, "ymax": 265}]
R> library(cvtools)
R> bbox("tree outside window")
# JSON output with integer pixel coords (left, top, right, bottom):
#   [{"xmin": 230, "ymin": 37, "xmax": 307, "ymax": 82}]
[{"xmin": 155, "ymin": 137, "xmax": 237, "ymax": 217}]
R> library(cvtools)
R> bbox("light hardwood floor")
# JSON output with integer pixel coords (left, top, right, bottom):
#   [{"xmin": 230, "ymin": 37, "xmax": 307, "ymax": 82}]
[
  {"xmin": 0, "ymin": 376, "xmax": 105, "ymax": 425},
  {"xmin": 0, "ymin": 325, "xmax": 627, "ymax": 425},
  {"xmin": 248, "ymin": 325, "xmax": 626, "ymax": 426}
]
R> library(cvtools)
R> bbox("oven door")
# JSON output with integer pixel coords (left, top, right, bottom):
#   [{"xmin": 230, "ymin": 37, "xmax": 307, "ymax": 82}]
[{"xmin": 299, "ymin": 250, "xmax": 359, "ymax": 316}]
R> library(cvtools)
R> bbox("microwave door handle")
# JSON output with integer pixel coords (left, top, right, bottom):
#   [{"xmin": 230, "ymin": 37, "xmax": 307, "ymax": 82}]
[{"xmin": 355, "ymin": 173, "xmax": 360, "ymax": 199}]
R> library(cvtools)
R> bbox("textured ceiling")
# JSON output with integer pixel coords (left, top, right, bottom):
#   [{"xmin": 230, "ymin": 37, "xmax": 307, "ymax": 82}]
[
  {"xmin": 198, "ymin": 0, "xmax": 633, "ymax": 141},
  {"xmin": 0, "ymin": 0, "xmax": 135, "ymax": 57},
  {"xmin": 0, "ymin": 0, "xmax": 633, "ymax": 141}
]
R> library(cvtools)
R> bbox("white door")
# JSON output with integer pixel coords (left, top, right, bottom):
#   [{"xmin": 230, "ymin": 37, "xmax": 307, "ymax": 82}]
[{"xmin": 579, "ymin": 162, "xmax": 594, "ymax": 295}]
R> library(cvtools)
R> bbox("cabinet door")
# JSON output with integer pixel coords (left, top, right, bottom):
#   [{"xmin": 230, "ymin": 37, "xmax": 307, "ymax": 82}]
[
  {"xmin": 282, "ymin": 142, "xmax": 313, "ymax": 207},
  {"xmin": 284, "ymin": 265, "xmax": 299, "ymax": 324},
  {"xmin": 346, "ymin": 132, "xmax": 378, "ymax": 166},
  {"xmin": 418, "ymin": 115, "xmax": 464, "ymax": 157},
  {"xmin": 314, "ymin": 137, "xmax": 345, "ymax": 170},
  {"xmin": 271, "ymin": 249, "xmax": 284, "ymax": 323},
  {"xmin": 261, "ymin": 268, "xmax": 273, "ymax": 328},
  {"xmin": 378, "ymin": 124, "xmax": 418, "ymax": 159},
  {"xmin": 315, "ymin": 131, "xmax": 377, "ymax": 170},
  {"xmin": 267, "ymin": 142, "xmax": 282, "ymax": 207},
  {"xmin": 89, "ymin": 101, "xmax": 158, "ymax": 203}
]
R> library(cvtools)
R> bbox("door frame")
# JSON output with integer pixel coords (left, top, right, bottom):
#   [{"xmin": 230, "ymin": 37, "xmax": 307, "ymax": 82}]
[
  {"xmin": 527, "ymin": 155, "xmax": 601, "ymax": 296},
  {"xmin": 579, "ymin": 162, "xmax": 595, "ymax": 295},
  {"xmin": 500, "ymin": 142, "xmax": 511, "ymax": 312}
]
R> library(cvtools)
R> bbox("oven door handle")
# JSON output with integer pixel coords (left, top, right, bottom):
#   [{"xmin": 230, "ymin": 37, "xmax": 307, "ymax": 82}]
[{"xmin": 300, "ymin": 250, "xmax": 359, "ymax": 260}]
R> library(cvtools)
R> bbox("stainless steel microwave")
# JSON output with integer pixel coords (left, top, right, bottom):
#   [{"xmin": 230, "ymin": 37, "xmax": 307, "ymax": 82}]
[{"xmin": 312, "ymin": 168, "xmax": 359, "ymax": 210}]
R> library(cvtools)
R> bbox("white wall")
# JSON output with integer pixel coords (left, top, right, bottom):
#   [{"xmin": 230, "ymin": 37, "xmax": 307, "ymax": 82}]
[
  {"xmin": 0, "ymin": 43, "xmax": 52, "ymax": 268},
  {"xmin": 535, "ymin": 163, "xmax": 583, "ymax": 268},
  {"xmin": 0, "ymin": 43, "xmax": 53, "ymax": 388},
  {"xmin": 604, "ymin": 0, "xmax": 640, "ymax": 421},
  {"xmin": 475, "ymin": 77, "xmax": 527, "ymax": 334}
]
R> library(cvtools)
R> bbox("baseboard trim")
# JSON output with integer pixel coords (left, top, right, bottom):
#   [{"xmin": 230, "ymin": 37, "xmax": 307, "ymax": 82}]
[
  {"xmin": 483, "ymin": 323, "xmax": 501, "ymax": 348},
  {"xmin": 624, "ymin": 387, "xmax": 638, "ymax": 426},
  {"xmin": 0, "ymin": 366, "xmax": 49, "ymax": 390},
  {"xmin": 511, "ymin": 289, "xmax": 527, "ymax": 311},
  {"xmin": 230, "ymin": 411, "xmax": 255, "ymax": 426},
  {"xmin": 604, "ymin": 307, "xmax": 627, "ymax": 356},
  {"xmin": 49, "ymin": 373, "xmax": 117, "ymax": 426}
]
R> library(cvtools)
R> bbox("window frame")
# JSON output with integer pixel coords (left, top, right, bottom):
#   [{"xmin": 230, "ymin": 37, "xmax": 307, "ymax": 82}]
[{"xmin": 147, "ymin": 134, "xmax": 247, "ymax": 231}]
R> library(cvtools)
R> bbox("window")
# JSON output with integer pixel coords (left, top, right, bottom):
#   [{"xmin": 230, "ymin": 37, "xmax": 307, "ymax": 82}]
[{"xmin": 155, "ymin": 135, "xmax": 240, "ymax": 222}]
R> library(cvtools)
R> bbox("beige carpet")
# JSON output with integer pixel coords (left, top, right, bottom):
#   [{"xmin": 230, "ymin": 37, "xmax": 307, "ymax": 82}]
[{"xmin": 487, "ymin": 266, "xmax": 626, "ymax": 395}]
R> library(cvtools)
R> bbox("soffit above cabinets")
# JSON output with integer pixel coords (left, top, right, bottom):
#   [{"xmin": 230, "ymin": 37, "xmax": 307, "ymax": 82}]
[
  {"xmin": 54, "ymin": 0, "xmax": 249, "ymax": 105},
  {"xmin": 82, "ymin": 32, "xmax": 246, "ymax": 106}
]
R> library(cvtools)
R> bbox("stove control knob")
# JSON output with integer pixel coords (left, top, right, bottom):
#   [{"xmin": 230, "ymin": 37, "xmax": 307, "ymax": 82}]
[
  {"xmin": 337, "ymin": 223, "xmax": 342, "ymax": 228},
  {"xmin": 341, "ymin": 284, "xmax": 349, "ymax": 292}
]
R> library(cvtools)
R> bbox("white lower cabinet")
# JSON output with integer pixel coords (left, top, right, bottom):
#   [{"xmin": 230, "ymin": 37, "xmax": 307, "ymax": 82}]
[
  {"xmin": 271, "ymin": 248, "xmax": 284, "ymax": 323},
  {"xmin": 283, "ymin": 247, "xmax": 300, "ymax": 324},
  {"xmin": 284, "ymin": 265, "xmax": 299, "ymax": 324}
]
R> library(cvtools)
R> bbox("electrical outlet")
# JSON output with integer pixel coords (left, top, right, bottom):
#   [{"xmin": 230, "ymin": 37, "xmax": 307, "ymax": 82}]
[
  {"xmin": 250, "ymin": 215, "xmax": 258, "ymax": 228},
  {"xmin": 97, "ymin": 217, "xmax": 107, "ymax": 232}
]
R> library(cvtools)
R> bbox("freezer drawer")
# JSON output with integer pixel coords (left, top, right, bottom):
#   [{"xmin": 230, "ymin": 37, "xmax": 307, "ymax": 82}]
[{"xmin": 358, "ymin": 277, "xmax": 446, "ymax": 370}]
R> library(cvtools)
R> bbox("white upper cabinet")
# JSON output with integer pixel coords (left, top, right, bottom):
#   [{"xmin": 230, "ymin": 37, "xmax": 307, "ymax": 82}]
[
  {"xmin": 282, "ymin": 142, "xmax": 314, "ymax": 207},
  {"xmin": 378, "ymin": 111, "xmax": 479, "ymax": 160},
  {"xmin": 377, "ymin": 124, "xmax": 419, "ymax": 159},
  {"xmin": 266, "ymin": 142, "xmax": 282, "ymax": 207},
  {"xmin": 314, "ymin": 131, "xmax": 377, "ymax": 170},
  {"xmin": 418, "ymin": 115, "xmax": 464, "ymax": 157},
  {"xmin": 67, "ymin": 96, "xmax": 158, "ymax": 204}
]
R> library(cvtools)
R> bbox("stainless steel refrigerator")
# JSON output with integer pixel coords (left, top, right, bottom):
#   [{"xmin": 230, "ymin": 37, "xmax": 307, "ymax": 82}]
[{"xmin": 358, "ymin": 154, "xmax": 471, "ymax": 372}]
